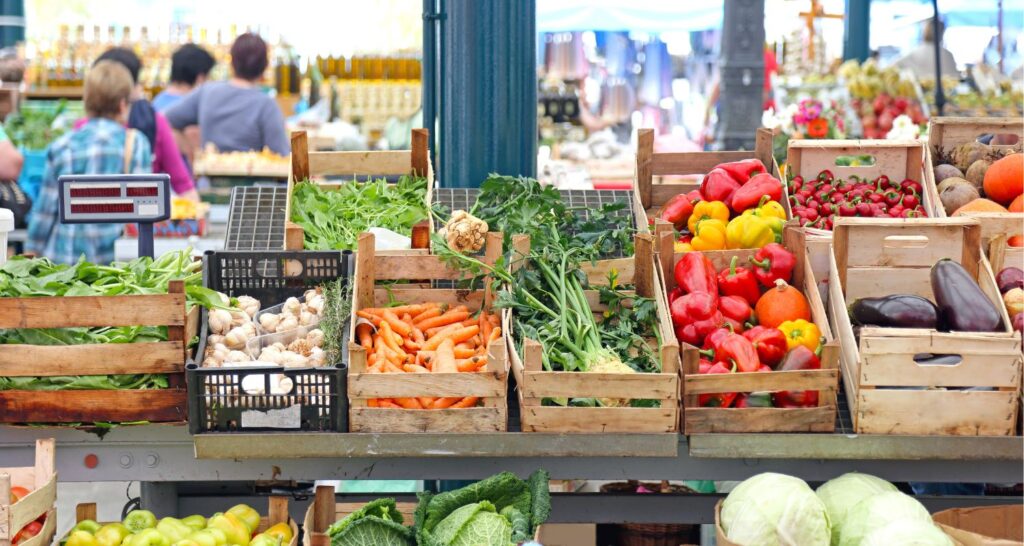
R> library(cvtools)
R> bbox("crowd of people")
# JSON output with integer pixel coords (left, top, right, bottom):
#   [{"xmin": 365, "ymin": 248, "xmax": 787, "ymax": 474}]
[{"xmin": 9, "ymin": 33, "xmax": 290, "ymax": 264}]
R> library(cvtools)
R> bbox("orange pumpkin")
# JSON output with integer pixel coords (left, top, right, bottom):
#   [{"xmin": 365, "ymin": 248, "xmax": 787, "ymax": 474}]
[
  {"xmin": 983, "ymin": 153, "xmax": 1024, "ymax": 205},
  {"xmin": 755, "ymin": 279, "xmax": 811, "ymax": 328},
  {"xmin": 952, "ymin": 198, "xmax": 1008, "ymax": 215},
  {"xmin": 1010, "ymin": 194, "xmax": 1023, "ymax": 213}
]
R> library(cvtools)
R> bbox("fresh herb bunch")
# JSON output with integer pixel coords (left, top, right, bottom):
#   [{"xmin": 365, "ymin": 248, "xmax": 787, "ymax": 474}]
[
  {"xmin": 319, "ymin": 277, "xmax": 353, "ymax": 364},
  {"xmin": 291, "ymin": 175, "xmax": 428, "ymax": 250},
  {"xmin": 3, "ymin": 100, "xmax": 69, "ymax": 150}
]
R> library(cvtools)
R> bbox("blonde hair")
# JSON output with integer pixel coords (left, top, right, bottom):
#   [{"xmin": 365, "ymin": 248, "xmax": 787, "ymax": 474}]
[{"xmin": 84, "ymin": 60, "xmax": 133, "ymax": 119}]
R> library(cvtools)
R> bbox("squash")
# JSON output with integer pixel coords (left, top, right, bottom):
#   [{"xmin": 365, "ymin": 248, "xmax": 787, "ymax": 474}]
[
  {"xmin": 953, "ymin": 198, "xmax": 1009, "ymax": 215},
  {"xmin": 983, "ymin": 153, "xmax": 1024, "ymax": 206},
  {"xmin": 1010, "ymin": 194, "xmax": 1023, "ymax": 213},
  {"xmin": 755, "ymin": 279, "xmax": 811, "ymax": 328}
]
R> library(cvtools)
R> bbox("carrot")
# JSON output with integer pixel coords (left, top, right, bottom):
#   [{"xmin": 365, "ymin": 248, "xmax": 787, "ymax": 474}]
[
  {"xmin": 382, "ymin": 309, "xmax": 412, "ymax": 337},
  {"xmin": 368, "ymin": 399, "xmax": 380, "ymax": 407},
  {"xmin": 357, "ymin": 323, "xmax": 374, "ymax": 349},
  {"xmin": 403, "ymin": 363, "xmax": 430, "ymax": 373},
  {"xmin": 379, "ymin": 321, "xmax": 407, "ymax": 357},
  {"xmin": 394, "ymin": 397, "xmax": 423, "ymax": 409},
  {"xmin": 412, "ymin": 307, "xmax": 442, "ymax": 324},
  {"xmin": 456, "ymin": 357, "xmax": 485, "ymax": 372},
  {"xmin": 403, "ymin": 338, "xmax": 422, "ymax": 352},
  {"xmin": 453, "ymin": 346, "xmax": 476, "ymax": 359},
  {"xmin": 418, "ymin": 397, "xmax": 436, "ymax": 408},
  {"xmin": 433, "ymin": 338, "xmax": 457, "ymax": 373},
  {"xmin": 423, "ymin": 325, "xmax": 479, "ymax": 351},
  {"xmin": 356, "ymin": 310, "xmax": 383, "ymax": 325},
  {"xmin": 416, "ymin": 310, "xmax": 470, "ymax": 331},
  {"xmin": 429, "ymin": 397, "xmax": 461, "ymax": 409},
  {"xmin": 411, "ymin": 327, "xmax": 425, "ymax": 345},
  {"xmin": 487, "ymin": 326, "xmax": 502, "ymax": 345},
  {"xmin": 450, "ymin": 396, "xmax": 479, "ymax": 408},
  {"xmin": 378, "ymin": 399, "xmax": 402, "ymax": 409},
  {"xmin": 383, "ymin": 360, "xmax": 404, "ymax": 373},
  {"xmin": 460, "ymin": 318, "xmax": 477, "ymax": 327},
  {"xmin": 480, "ymin": 315, "xmax": 492, "ymax": 345},
  {"xmin": 381, "ymin": 304, "xmax": 429, "ymax": 316},
  {"xmin": 425, "ymin": 321, "xmax": 461, "ymax": 340}
]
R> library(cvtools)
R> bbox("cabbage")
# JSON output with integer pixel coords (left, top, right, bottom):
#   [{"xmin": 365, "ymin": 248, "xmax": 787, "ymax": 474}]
[
  {"xmin": 815, "ymin": 472, "xmax": 897, "ymax": 544},
  {"xmin": 431, "ymin": 501, "xmax": 512, "ymax": 546},
  {"xmin": 326, "ymin": 498, "xmax": 412, "ymax": 546},
  {"xmin": 837, "ymin": 491, "xmax": 932, "ymax": 546},
  {"xmin": 861, "ymin": 520, "xmax": 954, "ymax": 546},
  {"xmin": 721, "ymin": 472, "xmax": 831, "ymax": 546}
]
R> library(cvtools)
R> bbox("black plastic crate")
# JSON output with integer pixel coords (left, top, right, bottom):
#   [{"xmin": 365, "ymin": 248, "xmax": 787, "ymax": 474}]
[{"xmin": 187, "ymin": 250, "xmax": 352, "ymax": 434}]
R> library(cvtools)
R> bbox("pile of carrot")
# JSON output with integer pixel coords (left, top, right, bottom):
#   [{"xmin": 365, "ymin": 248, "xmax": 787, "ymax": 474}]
[{"xmin": 355, "ymin": 302, "xmax": 502, "ymax": 410}]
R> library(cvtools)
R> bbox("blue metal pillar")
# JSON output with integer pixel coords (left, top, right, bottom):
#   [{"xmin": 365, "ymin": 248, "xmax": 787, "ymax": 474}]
[
  {"xmin": 433, "ymin": 0, "xmax": 537, "ymax": 188},
  {"xmin": 0, "ymin": 0, "xmax": 25, "ymax": 48},
  {"xmin": 843, "ymin": 0, "xmax": 871, "ymax": 61}
]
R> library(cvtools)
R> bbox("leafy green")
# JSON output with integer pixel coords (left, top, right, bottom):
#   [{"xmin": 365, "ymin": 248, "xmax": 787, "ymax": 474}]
[
  {"xmin": 291, "ymin": 175, "xmax": 429, "ymax": 250},
  {"xmin": 4, "ymin": 100, "xmax": 68, "ymax": 150},
  {"xmin": 326, "ymin": 498, "xmax": 412, "ymax": 546},
  {"xmin": 320, "ymin": 277, "xmax": 353, "ymax": 364},
  {"xmin": 0, "ymin": 374, "xmax": 167, "ymax": 391}
]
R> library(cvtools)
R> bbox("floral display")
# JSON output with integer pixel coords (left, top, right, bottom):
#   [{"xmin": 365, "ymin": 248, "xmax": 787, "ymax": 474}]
[{"xmin": 763, "ymin": 99, "xmax": 847, "ymax": 165}]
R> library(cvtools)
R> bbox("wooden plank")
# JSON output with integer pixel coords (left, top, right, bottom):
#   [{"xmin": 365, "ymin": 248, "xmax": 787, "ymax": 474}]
[
  {"xmin": 522, "ymin": 371, "xmax": 678, "ymax": 400},
  {"xmin": 686, "ymin": 406, "xmax": 836, "ymax": 433},
  {"xmin": 75, "ymin": 503, "xmax": 96, "ymax": 524},
  {"xmin": 349, "ymin": 371, "xmax": 506, "ymax": 398},
  {"xmin": 411, "ymin": 128, "xmax": 429, "ymax": 177},
  {"xmin": 0, "ymin": 293, "xmax": 184, "ymax": 329},
  {"xmin": 291, "ymin": 131, "xmax": 310, "ymax": 182},
  {"xmin": 0, "ymin": 389, "xmax": 187, "ymax": 423},
  {"xmin": 520, "ymin": 406, "xmax": 677, "ymax": 433},
  {"xmin": 349, "ymin": 407, "xmax": 505, "ymax": 433},
  {"xmin": 0, "ymin": 342, "xmax": 185, "ymax": 376},
  {"xmin": 636, "ymin": 128, "xmax": 654, "ymax": 208},
  {"xmin": 268, "ymin": 496, "xmax": 289, "ymax": 526},
  {"xmin": 284, "ymin": 221, "xmax": 305, "ymax": 251},
  {"xmin": 313, "ymin": 485, "xmax": 335, "ymax": 534},
  {"xmin": 856, "ymin": 389, "xmax": 1018, "ymax": 436},
  {"xmin": 308, "ymin": 150, "xmax": 412, "ymax": 177},
  {"xmin": 684, "ymin": 369, "xmax": 838, "ymax": 394},
  {"xmin": 650, "ymin": 151, "xmax": 754, "ymax": 176},
  {"xmin": 960, "ymin": 212, "xmax": 1024, "ymax": 241},
  {"xmin": 634, "ymin": 233, "xmax": 654, "ymax": 298},
  {"xmin": 858, "ymin": 351, "xmax": 1021, "ymax": 388},
  {"xmin": 580, "ymin": 257, "xmax": 636, "ymax": 286},
  {"xmin": 374, "ymin": 255, "xmax": 470, "ymax": 281}
]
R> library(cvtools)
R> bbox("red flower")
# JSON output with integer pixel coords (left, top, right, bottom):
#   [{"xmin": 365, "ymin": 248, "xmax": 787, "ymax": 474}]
[{"xmin": 807, "ymin": 117, "xmax": 829, "ymax": 139}]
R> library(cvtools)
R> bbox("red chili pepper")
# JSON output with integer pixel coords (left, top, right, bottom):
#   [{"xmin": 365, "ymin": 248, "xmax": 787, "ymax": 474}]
[
  {"xmin": 730, "ymin": 173, "xmax": 783, "ymax": 213},
  {"xmin": 698, "ymin": 360, "xmax": 737, "ymax": 407},
  {"xmin": 884, "ymin": 191, "xmax": 903, "ymax": 207},
  {"xmin": 658, "ymin": 190, "xmax": 701, "ymax": 230},
  {"xmin": 838, "ymin": 200, "xmax": 857, "ymax": 217},
  {"xmin": 700, "ymin": 168, "xmax": 742, "ymax": 203},
  {"xmin": 716, "ymin": 333, "xmax": 760, "ymax": 373},
  {"xmin": 817, "ymin": 170, "xmax": 834, "ymax": 183},
  {"xmin": 717, "ymin": 256, "xmax": 761, "ymax": 305},
  {"xmin": 717, "ymin": 158, "xmax": 766, "ymax": 183},
  {"xmin": 874, "ymin": 174, "xmax": 891, "ymax": 191},
  {"xmin": 720, "ymin": 316, "xmax": 745, "ymax": 334},
  {"xmin": 719, "ymin": 295, "xmax": 753, "ymax": 326},
  {"xmin": 855, "ymin": 201, "xmax": 872, "ymax": 216},
  {"xmin": 674, "ymin": 252, "xmax": 719, "ymax": 296},
  {"xmin": 902, "ymin": 193, "xmax": 919, "ymax": 209},
  {"xmin": 742, "ymin": 326, "xmax": 788, "ymax": 367},
  {"xmin": 749, "ymin": 243, "xmax": 796, "ymax": 287},
  {"xmin": 774, "ymin": 343, "xmax": 823, "ymax": 407},
  {"xmin": 901, "ymin": 178, "xmax": 922, "ymax": 195}
]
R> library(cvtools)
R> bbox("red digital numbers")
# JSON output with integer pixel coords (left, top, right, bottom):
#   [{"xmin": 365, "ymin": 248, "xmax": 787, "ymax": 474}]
[
  {"xmin": 70, "ymin": 187, "xmax": 121, "ymax": 198},
  {"xmin": 69, "ymin": 203, "xmax": 134, "ymax": 214},
  {"xmin": 126, "ymin": 186, "xmax": 159, "ymax": 197}
]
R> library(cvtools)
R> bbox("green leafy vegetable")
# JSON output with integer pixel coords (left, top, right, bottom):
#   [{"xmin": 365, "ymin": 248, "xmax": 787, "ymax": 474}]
[
  {"xmin": 326, "ymin": 498, "xmax": 412, "ymax": 546},
  {"xmin": 4, "ymin": 100, "xmax": 69, "ymax": 150},
  {"xmin": 291, "ymin": 175, "xmax": 429, "ymax": 250}
]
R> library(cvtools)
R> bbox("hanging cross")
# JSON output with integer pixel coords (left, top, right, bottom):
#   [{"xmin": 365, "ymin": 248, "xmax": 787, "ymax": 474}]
[{"xmin": 798, "ymin": 0, "xmax": 844, "ymax": 60}]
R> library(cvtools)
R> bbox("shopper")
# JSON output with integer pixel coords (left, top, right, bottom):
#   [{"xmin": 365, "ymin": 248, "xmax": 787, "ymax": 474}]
[
  {"xmin": 165, "ymin": 33, "xmax": 290, "ymax": 156},
  {"xmin": 91, "ymin": 47, "xmax": 199, "ymax": 201},
  {"xmin": 894, "ymin": 18, "xmax": 958, "ymax": 81},
  {"xmin": 26, "ymin": 61, "xmax": 152, "ymax": 264},
  {"xmin": 0, "ymin": 125, "xmax": 23, "ymax": 181},
  {"xmin": 153, "ymin": 44, "xmax": 216, "ymax": 112}
]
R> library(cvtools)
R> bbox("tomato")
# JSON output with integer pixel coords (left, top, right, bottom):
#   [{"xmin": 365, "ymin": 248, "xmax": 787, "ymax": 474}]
[
  {"xmin": 9, "ymin": 486, "xmax": 30, "ymax": 503},
  {"xmin": 13, "ymin": 521, "xmax": 43, "ymax": 544}
]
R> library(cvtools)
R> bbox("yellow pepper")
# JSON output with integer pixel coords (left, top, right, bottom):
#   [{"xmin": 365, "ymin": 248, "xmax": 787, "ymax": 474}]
[
  {"xmin": 778, "ymin": 319, "xmax": 822, "ymax": 351},
  {"xmin": 687, "ymin": 200, "xmax": 730, "ymax": 234},
  {"xmin": 675, "ymin": 241, "xmax": 693, "ymax": 253},
  {"xmin": 690, "ymin": 219, "xmax": 727, "ymax": 251},
  {"xmin": 743, "ymin": 196, "xmax": 787, "ymax": 242},
  {"xmin": 725, "ymin": 214, "xmax": 774, "ymax": 249}
]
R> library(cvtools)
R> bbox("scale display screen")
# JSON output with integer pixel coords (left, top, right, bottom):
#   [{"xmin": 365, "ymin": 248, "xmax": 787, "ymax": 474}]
[{"xmin": 58, "ymin": 175, "xmax": 170, "ymax": 224}]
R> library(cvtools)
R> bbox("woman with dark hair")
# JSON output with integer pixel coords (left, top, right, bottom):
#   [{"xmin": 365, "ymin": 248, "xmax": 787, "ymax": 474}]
[
  {"xmin": 165, "ymin": 33, "xmax": 289, "ymax": 156},
  {"xmin": 91, "ymin": 47, "xmax": 199, "ymax": 201},
  {"xmin": 153, "ymin": 43, "xmax": 216, "ymax": 112}
]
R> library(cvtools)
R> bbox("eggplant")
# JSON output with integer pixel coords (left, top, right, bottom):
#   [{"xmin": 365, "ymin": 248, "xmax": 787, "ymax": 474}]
[
  {"xmin": 850, "ymin": 295, "xmax": 938, "ymax": 329},
  {"xmin": 930, "ymin": 259, "xmax": 1002, "ymax": 332}
]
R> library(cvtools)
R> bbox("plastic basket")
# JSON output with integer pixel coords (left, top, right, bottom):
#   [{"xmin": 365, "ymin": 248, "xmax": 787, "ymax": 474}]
[
  {"xmin": 187, "ymin": 250, "xmax": 351, "ymax": 433},
  {"xmin": 17, "ymin": 148, "xmax": 46, "ymax": 202}
]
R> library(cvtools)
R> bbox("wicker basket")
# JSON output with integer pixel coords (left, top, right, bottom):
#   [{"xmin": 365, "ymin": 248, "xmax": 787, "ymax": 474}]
[{"xmin": 598, "ymin": 481, "xmax": 699, "ymax": 546}]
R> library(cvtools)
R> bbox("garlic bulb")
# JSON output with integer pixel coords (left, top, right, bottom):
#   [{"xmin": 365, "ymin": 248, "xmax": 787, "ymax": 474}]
[
  {"xmin": 280, "ymin": 351, "xmax": 308, "ymax": 368},
  {"xmin": 299, "ymin": 310, "xmax": 316, "ymax": 326},
  {"xmin": 236, "ymin": 296, "xmax": 261, "ymax": 318},
  {"xmin": 229, "ymin": 309, "xmax": 250, "ymax": 327},
  {"xmin": 277, "ymin": 314, "xmax": 299, "ymax": 332},
  {"xmin": 288, "ymin": 338, "xmax": 314, "ymax": 357},
  {"xmin": 306, "ymin": 294, "xmax": 325, "ymax": 315},
  {"xmin": 306, "ymin": 329, "xmax": 325, "ymax": 347},
  {"xmin": 207, "ymin": 334, "xmax": 225, "ymax": 347},
  {"xmin": 209, "ymin": 309, "xmax": 233, "ymax": 335},
  {"xmin": 211, "ymin": 343, "xmax": 230, "ymax": 361},
  {"xmin": 226, "ymin": 350, "xmax": 251, "ymax": 363},
  {"xmin": 303, "ymin": 289, "xmax": 319, "ymax": 303},
  {"xmin": 283, "ymin": 297, "xmax": 302, "ymax": 316},
  {"xmin": 259, "ymin": 313, "xmax": 282, "ymax": 333},
  {"xmin": 202, "ymin": 356, "xmax": 221, "ymax": 368},
  {"xmin": 309, "ymin": 346, "xmax": 327, "ymax": 367},
  {"xmin": 224, "ymin": 326, "xmax": 252, "ymax": 349}
]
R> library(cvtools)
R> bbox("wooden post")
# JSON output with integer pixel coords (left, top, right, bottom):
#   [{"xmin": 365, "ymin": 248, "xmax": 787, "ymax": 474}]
[
  {"xmin": 313, "ymin": 485, "xmax": 335, "ymax": 533},
  {"xmin": 166, "ymin": 281, "xmax": 186, "ymax": 367},
  {"xmin": 267, "ymin": 496, "xmax": 288, "ymax": 526},
  {"xmin": 411, "ymin": 128, "xmax": 429, "ymax": 177},
  {"xmin": 634, "ymin": 233, "xmax": 654, "ymax": 298},
  {"xmin": 483, "ymin": 232, "xmax": 503, "ymax": 308},
  {"xmin": 832, "ymin": 221, "xmax": 849, "ymax": 294},
  {"xmin": 76, "ymin": 503, "xmax": 97, "ymax": 524},
  {"xmin": 410, "ymin": 221, "xmax": 431, "ymax": 249},
  {"xmin": 755, "ymin": 127, "xmax": 774, "ymax": 169},
  {"xmin": 962, "ymin": 222, "xmax": 982, "ymax": 281},
  {"xmin": 284, "ymin": 223, "xmax": 305, "ymax": 251},
  {"xmin": 655, "ymin": 223, "xmax": 675, "ymax": 291},
  {"xmin": 636, "ymin": 129, "xmax": 654, "ymax": 208},
  {"xmin": 356, "ymin": 233, "xmax": 375, "ymax": 310},
  {"xmin": 290, "ymin": 131, "xmax": 310, "ymax": 182},
  {"xmin": 783, "ymin": 226, "xmax": 806, "ymax": 293}
]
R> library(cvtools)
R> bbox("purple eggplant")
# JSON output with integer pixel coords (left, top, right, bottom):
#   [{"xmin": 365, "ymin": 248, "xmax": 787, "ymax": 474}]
[
  {"xmin": 996, "ymin": 267, "xmax": 1024, "ymax": 294},
  {"xmin": 931, "ymin": 259, "xmax": 1002, "ymax": 332},
  {"xmin": 850, "ymin": 295, "xmax": 938, "ymax": 329}
]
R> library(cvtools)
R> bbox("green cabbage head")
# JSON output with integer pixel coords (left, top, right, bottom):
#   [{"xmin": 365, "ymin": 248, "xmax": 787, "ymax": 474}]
[
  {"xmin": 431, "ymin": 501, "xmax": 512, "ymax": 546},
  {"xmin": 720, "ymin": 472, "xmax": 831, "ymax": 546},
  {"xmin": 837, "ymin": 491, "xmax": 932, "ymax": 546},
  {"xmin": 860, "ymin": 520, "xmax": 954, "ymax": 546},
  {"xmin": 815, "ymin": 472, "xmax": 897, "ymax": 544}
]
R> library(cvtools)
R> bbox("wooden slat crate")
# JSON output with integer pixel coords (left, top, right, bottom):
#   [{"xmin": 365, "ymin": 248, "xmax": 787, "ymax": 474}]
[
  {"xmin": 302, "ymin": 485, "xmax": 417, "ymax": 546},
  {"xmin": 926, "ymin": 116, "xmax": 1024, "ymax": 240},
  {"xmin": 65, "ymin": 497, "xmax": 298, "ymax": 546},
  {"xmin": 662, "ymin": 227, "xmax": 840, "ymax": 434},
  {"xmin": 284, "ymin": 129, "xmax": 434, "ymax": 253},
  {"xmin": 988, "ymin": 233, "xmax": 1024, "ymax": 273},
  {"xmin": 506, "ymin": 233, "xmax": 680, "ymax": 433},
  {"xmin": 0, "ymin": 281, "xmax": 199, "ymax": 423},
  {"xmin": 347, "ymin": 231, "xmax": 508, "ymax": 433},
  {"xmin": 0, "ymin": 439, "xmax": 56, "ymax": 546},
  {"xmin": 828, "ymin": 217, "xmax": 1022, "ymax": 436}
]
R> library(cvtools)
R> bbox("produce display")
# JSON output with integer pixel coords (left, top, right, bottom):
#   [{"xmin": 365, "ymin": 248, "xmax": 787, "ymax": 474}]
[
  {"xmin": 932, "ymin": 140, "xmax": 1023, "ymax": 216},
  {"xmin": 837, "ymin": 59, "xmax": 928, "ymax": 139},
  {"xmin": 3, "ymin": 100, "xmax": 72, "ymax": 150},
  {"xmin": 192, "ymin": 145, "xmax": 289, "ymax": 176},
  {"xmin": 996, "ymin": 266, "xmax": 1024, "ymax": 337},
  {"xmin": 719, "ymin": 471, "xmax": 954, "ymax": 546},
  {"xmin": 354, "ymin": 303, "xmax": 502, "ymax": 409},
  {"xmin": 654, "ymin": 159, "xmax": 786, "ymax": 252},
  {"xmin": 7, "ymin": 486, "xmax": 46, "ymax": 545},
  {"xmin": 787, "ymin": 169, "xmax": 930, "ymax": 229},
  {"xmin": 290, "ymin": 175, "xmax": 429, "ymax": 250},
  {"xmin": 64, "ymin": 504, "xmax": 293, "ymax": 546}
]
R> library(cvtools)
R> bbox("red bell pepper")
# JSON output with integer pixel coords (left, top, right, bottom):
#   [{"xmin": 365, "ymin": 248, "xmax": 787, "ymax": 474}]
[
  {"xmin": 717, "ymin": 158, "xmax": 767, "ymax": 183},
  {"xmin": 701, "ymin": 326, "xmax": 732, "ymax": 354},
  {"xmin": 671, "ymin": 292, "xmax": 722, "ymax": 346},
  {"xmin": 730, "ymin": 173, "xmax": 784, "ymax": 213},
  {"xmin": 774, "ymin": 344, "xmax": 823, "ymax": 407},
  {"xmin": 698, "ymin": 360, "xmax": 737, "ymax": 407},
  {"xmin": 749, "ymin": 243, "xmax": 796, "ymax": 287},
  {"xmin": 735, "ymin": 391, "xmax": 773, "ymax": 408},
  {"xmin": 699, "ymin": 358, "xmax": 713, "ymax": 374},
  {"xmin": 719, "ymin": 295, "xmax": 753, "ymax": 326},
  {"xmin": 716, "ymin": 333, "xmax": 761, "ymax": 373},
  {"xmin": 668, "ymin": 286, "xmax": 684, "ymax": 304},
  {"xmin": 700, "ymin": 168, "xmax": 741, "ymax": 203},
  {"xmin": 742, "ymin": 326, "xmax": 788, "ymax": 367},
  {"xmin": 658, "ymin": 190, "xmax": 702, "ymax": 230},
  {"xmin": 674, "ymin": 252, "xmax": 718, "ymax": 296},
  {"xmin": 717, "ymin": 255, "xmax": 761, "ymax": 305}
]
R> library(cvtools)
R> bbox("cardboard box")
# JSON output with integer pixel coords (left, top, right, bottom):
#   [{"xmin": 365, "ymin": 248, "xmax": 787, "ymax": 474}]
[
  {"xmin": 536, "ymin": 524, "xmax": 596, "ymax": 546},
  {"xmin": 933, "ymin": 505, "xmax": 1024, "ymax": 546}
]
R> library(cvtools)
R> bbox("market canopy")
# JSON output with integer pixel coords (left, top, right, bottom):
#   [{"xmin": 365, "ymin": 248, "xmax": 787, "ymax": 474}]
[{"xmin": 537, "ymin": 0, "xmax": 724, "ymax": 32}]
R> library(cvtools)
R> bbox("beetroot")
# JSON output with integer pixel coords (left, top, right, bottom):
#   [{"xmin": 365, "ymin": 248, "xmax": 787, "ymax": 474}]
[{"xmin": 997, "ymin": 267, "xmax": 1024, "ymax": 294}]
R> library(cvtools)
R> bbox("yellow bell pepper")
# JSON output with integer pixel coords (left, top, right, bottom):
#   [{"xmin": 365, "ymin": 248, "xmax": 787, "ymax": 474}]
[
  {"xmin": 687, "ymin": 200, "xmax": 730, "ymax": 234},
  {"xmin": 743, "ymin": 196, "xmax": 787, "ymax": 242},
  {"xmin": 690, "ymin": 219, "xmax": 727, "ymax": 251},
  {"xmin": 725, "ymin": 214, "xmax": 774, "ymax": 249},
  {"xmin": 778, "ymin": 319, "xmax": 822, "ymax": 351},
  {"xmin": 263, "ymin": 523, "xmax": 294, "ymax": 544},
  {"xmin": 674, "ymin": 241, "xmax": 693, "ymax": 253}
]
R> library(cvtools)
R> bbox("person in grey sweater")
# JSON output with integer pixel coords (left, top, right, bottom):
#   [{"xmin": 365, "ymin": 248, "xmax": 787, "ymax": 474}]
[{"xmin": 165, "ymin": 33, "xmax": 289, "ymax": 156}]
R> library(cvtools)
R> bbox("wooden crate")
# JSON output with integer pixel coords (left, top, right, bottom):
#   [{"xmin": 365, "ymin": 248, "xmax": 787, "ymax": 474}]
[
  {"xmin": 65, "ymin": 497, "xmax": 298, "ymax": 546},
  {"xmin": 988, "ymin": 233, "xmax": 1024, "ymax": 273},
  {"xmin": 786, "ymin": 139, "xmax": 942, "ymax": 230},
  {"xmin": 0, "ymin": 281, "xmax": 199, "ymax": 423},
  {"xmin": 0, "ymin": 439, "xmax": 56, "ymax": 546},
  {"xmin": 284, "ymin": 129, "xmax": 434, "ymax": 252},
  {"xmin": 506, "ymin": 233, "xmax": 680, "ymax": 433},
  {"xmin": 302, "ymin": 485, "xmax": 417, "ymax": 546},
  {"xmin": 828, "ymin": 217, "xmax": 1022, "ymax": 436},
  {"xmin": 347, "ymin": 231, "xmax": 508, "ymax": 433},
  {"xmin": 663, "ymin": 227, "xmax": 840, "ymax": 434},
  {"xmin": 926, "ymin": 116, "xmax": 1024, "ymax": 239}
]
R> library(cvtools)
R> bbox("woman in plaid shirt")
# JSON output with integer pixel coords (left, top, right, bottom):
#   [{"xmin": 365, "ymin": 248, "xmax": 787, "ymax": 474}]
[{"xmin": 26, "ymin": 60, "xmax": 152, "ymax": 265}]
